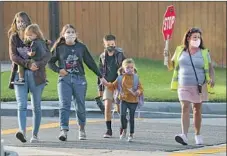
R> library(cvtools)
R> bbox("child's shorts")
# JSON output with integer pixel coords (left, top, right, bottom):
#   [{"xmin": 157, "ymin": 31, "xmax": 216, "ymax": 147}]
[{"xmin": 103, "ymin": 86, "xmax": 114, "ymax": 101}]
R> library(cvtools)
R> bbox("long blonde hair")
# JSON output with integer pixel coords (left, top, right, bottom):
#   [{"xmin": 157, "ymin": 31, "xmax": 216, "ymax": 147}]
[
  {"xmin": 51, "ymin": 24, "xmax": 80, "ymax": 52},
  {"xmin": 24, "ymin": 24, "xmax": 45, "ymax": 41},
  {"xmin": 118, "ymin": 58, "xmax": 137, "ymax": 75},
  {"xmin": 8, "ymin": 11, "xmax": 32, "ymax": 38}
]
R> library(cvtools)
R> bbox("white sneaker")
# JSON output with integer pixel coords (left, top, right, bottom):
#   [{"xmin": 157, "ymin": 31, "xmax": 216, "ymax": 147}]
[
  {"xmin": 120, "ymin": 130, "xmax": 126, "ymax": 140},
  {"xmin": 128, "ymin": 135, "xmax": 133, "ymax": 142},
  {"xmin": 79, "ymin": 130, "xmax": 86, "ymax": 140},
  {"xmin": 59, "ymin": 130, "xmax": 67, "ymax": 141},
  {"xmin": 195, "ymin": 135, "xmax": 203, "ymax": 145},
  {"xmin": 30, "ymin": 135, "xmax": 39, "ymax": 143},
  {"xmin": 175, "ymin": 134, "xmax": 188, "ymax": 145}
]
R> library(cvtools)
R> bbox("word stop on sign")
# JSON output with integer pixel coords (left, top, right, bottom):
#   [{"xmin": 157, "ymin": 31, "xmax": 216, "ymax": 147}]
[{"xmin": 163, "ymin": 16, "xmax": 175, "ymax": 31}]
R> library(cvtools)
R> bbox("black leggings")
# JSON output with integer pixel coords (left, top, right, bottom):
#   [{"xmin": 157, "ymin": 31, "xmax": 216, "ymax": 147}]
[{"xmin": 120, "ymin": 101, "xmax": 138, "ymax": 134}]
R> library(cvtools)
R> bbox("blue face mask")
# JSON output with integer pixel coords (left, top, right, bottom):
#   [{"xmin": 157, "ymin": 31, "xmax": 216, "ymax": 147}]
[{"xmin": 125, "ymin": 68, "xmax": 133, "ymax": 75}]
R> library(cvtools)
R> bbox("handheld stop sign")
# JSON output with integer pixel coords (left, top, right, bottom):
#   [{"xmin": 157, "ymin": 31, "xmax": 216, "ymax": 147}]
[{"xmin": 162, "ymin": 5, "xmax": 176, "ymax": 65}]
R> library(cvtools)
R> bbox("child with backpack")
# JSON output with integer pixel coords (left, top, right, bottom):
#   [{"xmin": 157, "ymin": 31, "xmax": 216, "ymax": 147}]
[{"xmin": 101, "ymin": 58, "xmax": 144, "ymax": 142}]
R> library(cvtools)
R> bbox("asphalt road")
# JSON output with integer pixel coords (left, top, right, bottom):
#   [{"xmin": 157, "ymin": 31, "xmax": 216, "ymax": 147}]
[{"xmin": 1, "ymin": 115, "xmax": 226, "ymax": 156}]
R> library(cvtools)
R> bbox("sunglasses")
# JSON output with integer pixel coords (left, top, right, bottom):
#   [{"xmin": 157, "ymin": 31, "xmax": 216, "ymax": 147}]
[
  {"xmin": 187, "ymin": 27, "xmax": 202, "ymax": 37},
  {"xmin": 190, "ymin": 27, "xmax": 202, "ymax": 33}
]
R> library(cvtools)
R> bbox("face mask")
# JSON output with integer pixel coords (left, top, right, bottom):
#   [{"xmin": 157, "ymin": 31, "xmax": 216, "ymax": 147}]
[
  {"xmin": 26, "ymin": 36, "xmax": 35, "ymax": 41},
  {"xmin": 190, "ymin": 39, "xmax": 201, "ymax": 48},
  {"xmin": 17, "ymin": 22, "xmax": 26, "ymax": 31},
  {"xmin": 65, "ymin": 34, "xmax": 76, "ymax": 43},
  {"xmin": 125, "ymin": 68, "xmax": 133, "ymax": 75},
  {"xmin": 106, "ymin": 46, "xmax": 115, "ymax": 52}
]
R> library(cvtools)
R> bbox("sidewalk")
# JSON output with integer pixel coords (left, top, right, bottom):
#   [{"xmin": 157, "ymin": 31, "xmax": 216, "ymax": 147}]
[
  {"xmin": 1, "ymin": 101, "xmax": 226, "ymax": 118},
  {"xmin": 4, "ymin": 144, "xmax": 226, "ymax": 156},
  {"xmin": 0, "ymin": 62, "xmax": 11, "ymax": 72}
]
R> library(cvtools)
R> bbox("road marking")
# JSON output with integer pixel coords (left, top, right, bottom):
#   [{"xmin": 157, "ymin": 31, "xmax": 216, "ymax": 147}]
[
  {"xmin": 2, "ymin": 118, "xmax": 144, "ymax": 135},
  {"xmin": 169, "ymin": 144, "xmax": 226, "ymax": 155},
  {"xmin": 2, "ymin": 119, "xmax": 103, "ymax": 135}
]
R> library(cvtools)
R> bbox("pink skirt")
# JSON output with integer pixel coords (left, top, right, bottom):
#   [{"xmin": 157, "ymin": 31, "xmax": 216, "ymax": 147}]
[{"xmin": 178, "ymin": 84, "xmax": 209, "ymax": 103}]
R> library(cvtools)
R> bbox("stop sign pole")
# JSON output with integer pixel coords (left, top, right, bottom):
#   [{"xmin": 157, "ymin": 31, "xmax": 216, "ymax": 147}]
[{"xmin": 162, "ymin": 5, "xmax": 176, "ymax": 66}]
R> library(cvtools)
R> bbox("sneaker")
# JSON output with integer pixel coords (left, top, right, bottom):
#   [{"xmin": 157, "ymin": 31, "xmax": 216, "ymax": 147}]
[
  {"xmin": 79, "ymin": 130, "xmax": 86, "ymax": 140},
  {"xmin": 15, "ymin": 131, "xmax": 27, "ymax": 143},
  {"xmin": 30, "ymin": 135, "xmax": 39, "ymax": 143},
  {"xmin": 103, "ymin": 129, "xmax": 112, "ymax": 138},
  {"xmin": 128, "ymin": 135, "xmax": 133, "ymax": 142},
  {"xmin": 59, "ymin": 130, "xmax": 67, "ymax": 141},
  {"xmin": 195, "ymin": 135, "xmax": 204, "ymax": 145},
  {"xmin": 120, "ymin": 129, "xmax": 127, "ymax": 140},
  {"xmin": 175, "ymin": 134, "xmax": 188, "ymax": 145},
  {"xmin": 14, "ymin": 79, "xmax": 25, "ymax": 85}
]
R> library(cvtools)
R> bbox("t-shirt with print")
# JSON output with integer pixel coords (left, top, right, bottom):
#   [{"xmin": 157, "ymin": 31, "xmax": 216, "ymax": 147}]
[
  {"xmin": 48, "ymin": 42, "xmax": 102, "ymax": 77},
  {"xmin": 16, "ymin": 35, "xmax": 30, "ymax": 60}
]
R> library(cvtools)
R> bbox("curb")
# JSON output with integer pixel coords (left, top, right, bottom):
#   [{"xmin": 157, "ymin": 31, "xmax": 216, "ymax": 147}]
[
  {"xmin": 1, "ymin": 101, "xmax": 226, "ymax": 118},
  {"xmin": 5, "ymin": 150, "xmax": 19, "ymax": 156}
]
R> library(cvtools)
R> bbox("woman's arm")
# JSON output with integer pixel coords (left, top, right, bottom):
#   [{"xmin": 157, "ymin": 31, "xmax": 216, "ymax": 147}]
[
  {"xmin": 83, "ymin": 46, "xmax": 102, "ymax": 78},
  {"xmin": 167, "ymin": 51, "xmax": 175, "ymax": 71},
  {"xmin": 209, "ymin": 63, "xmax": 215, "ymax": 87},
  {"xmin": 9, "ymin": 34, "xmax": 31, "ymax": 68}
]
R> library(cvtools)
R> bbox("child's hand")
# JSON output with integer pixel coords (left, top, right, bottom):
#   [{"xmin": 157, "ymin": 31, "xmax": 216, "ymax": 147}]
[
  {"xmin": 59, "ymin": 69, "xmax": 68, "ymax": 77},
  {"xmin": 135, "ymin": 90, "xmax": 141, "ymax": 96},
  {"xmin": 46, "ymin": 39, "xmax": 52, "ymax": 45},
  {"xmin": 27, "ymin": 51, "xmax": 35, "ymax": 57}
]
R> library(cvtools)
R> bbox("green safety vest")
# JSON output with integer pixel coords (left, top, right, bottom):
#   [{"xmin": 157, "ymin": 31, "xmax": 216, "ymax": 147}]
[{"xmin": 170, "ymin": 45, "xmax": 214, "ymax": 94}]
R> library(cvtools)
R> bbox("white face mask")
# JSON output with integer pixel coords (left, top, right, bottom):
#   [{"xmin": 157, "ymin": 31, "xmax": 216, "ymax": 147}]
[
  {"xmin": 64, "ymin": 34, "xmax": 76, "ymax": 43},
  {"xmin": 17, "ymin": 22, "xmax": 26, "ymax": 31},
  {"xmin": 190, "ymin": 39, "xmax": 201, "ymax": 48}
]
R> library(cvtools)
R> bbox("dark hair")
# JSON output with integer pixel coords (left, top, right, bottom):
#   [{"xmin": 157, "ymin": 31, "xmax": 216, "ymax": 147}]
[
  {"xmin": 51, "ymin": 24, "xmax": 80, "ymax": 52},
  {"xmin": 8, "ymin": 11, "xmax": 32, "ymax": 38},
  {"xmin": 182, "ymin": 27, "xmax": 205, "ymax": 50},
  {"xmin": 103, "ymin": 34, "xmax": 116, "ymax": 41}
]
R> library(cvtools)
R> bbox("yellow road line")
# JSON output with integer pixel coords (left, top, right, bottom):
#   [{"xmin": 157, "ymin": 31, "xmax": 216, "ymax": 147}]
[
  {"xmin": 169, "ymin": 144, "xmax": 226, "ymax": 156},
  {"xmin": 2, "ymin": 119, "xmax": 103, "ymax": 135},
  {"xmin": 2, "ymin": 118, "xmax": 144, "ymax": 135}
]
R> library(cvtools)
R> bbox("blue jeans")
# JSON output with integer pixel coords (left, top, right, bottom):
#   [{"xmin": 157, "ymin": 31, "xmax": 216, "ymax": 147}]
[
  {"xmin": 58, "ymin": 74, "xmax": 87, "ymax": 131},
  {"xmin": 14, "ymin": 70, "xmax": 45, "ymax": 136}
]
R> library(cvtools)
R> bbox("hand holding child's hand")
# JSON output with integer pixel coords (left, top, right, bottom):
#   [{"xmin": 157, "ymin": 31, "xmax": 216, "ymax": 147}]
[
  {"xmin": 27, "ymin": 51, "xmax": 35, "ymax": 57},
  {"xmin": 100, "ymin": 77, "xmax": 108, "ymax": 86}
]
